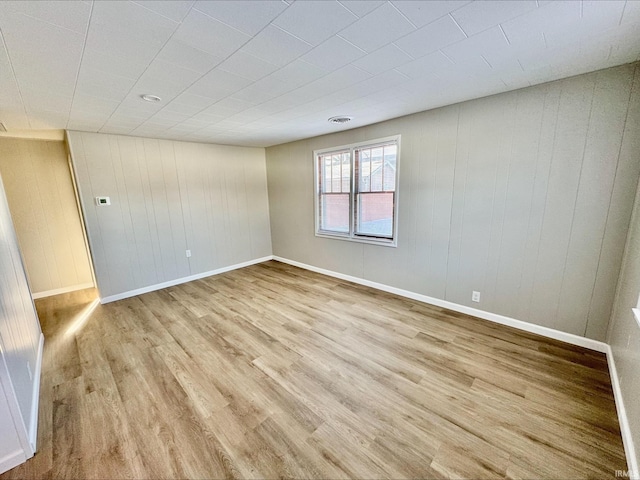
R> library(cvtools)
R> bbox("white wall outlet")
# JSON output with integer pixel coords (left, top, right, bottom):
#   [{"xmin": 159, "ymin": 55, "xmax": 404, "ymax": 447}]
[
  {"xmin": 472, "ymin": 291, "xmax": 481, "ymax": 303},
  {"xmin": 186, "ymin": 249, "xmax": 191, "ymax": 258},
  {"xmin": 26, "ymin": 361, "xmax": 32, "ymax": 381},
  {"xmin": 95, "ymin": 196, "xmax": 111, "ymax": 206}
]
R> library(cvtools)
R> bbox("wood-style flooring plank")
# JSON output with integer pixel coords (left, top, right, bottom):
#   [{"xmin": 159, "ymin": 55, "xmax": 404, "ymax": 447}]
[{"xmin": 1, "ymin": 261, "xmax": 627, "ymax": 479}]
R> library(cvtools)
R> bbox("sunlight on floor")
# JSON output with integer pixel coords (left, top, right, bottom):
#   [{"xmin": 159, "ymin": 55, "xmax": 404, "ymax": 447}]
[{"xmin": 65, "ymin": 298, "xmax": 100, "ymax": 337}]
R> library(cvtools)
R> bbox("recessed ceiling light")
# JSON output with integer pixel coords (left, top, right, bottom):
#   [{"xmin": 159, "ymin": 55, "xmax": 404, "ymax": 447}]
[
  {"xmin": 328, "ymin": 116, "xmax": 352, "ymax": 124},
  {"xmin": 140, "ymin": 94, "xmax": 162, "ymax": 103}
]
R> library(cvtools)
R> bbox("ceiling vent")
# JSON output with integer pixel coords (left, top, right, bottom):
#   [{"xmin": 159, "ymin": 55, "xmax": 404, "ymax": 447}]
[
  {"xmin": 328, "ymin": 116, "xmax": 352, "ymax": 124},
  {"xmin": 140, "ymin": 94, "xmax": 162, "ymax": 103},
  {"xmin": 0, "ymin": 122, "xmax": 6, "ymax": 132}
]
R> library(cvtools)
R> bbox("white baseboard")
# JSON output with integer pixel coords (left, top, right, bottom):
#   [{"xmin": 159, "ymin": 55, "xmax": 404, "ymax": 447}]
[
  {"xmin": 606, "ymin": 346, "xmax": 639, "ymax": 480},
  {"xmin": 273, "ymin": 256, "xmax": 608, "ymax": 353},
  {"xmin": 32, "ymin": 282, "xmax": 94, "ymax": 300},
  {"xmin": 0, "ymin": 449, "xmax": 27, "ymax": 475},
  {"xmin": 28, "ymin": 333, "xmax": 44, "ymax": 451},
  {"xmin": 99, "ymin": 256, "xmax": 274, "ymax": 304}
]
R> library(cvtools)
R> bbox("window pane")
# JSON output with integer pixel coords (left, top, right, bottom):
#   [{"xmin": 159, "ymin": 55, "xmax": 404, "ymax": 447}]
[
  {"xmin": 320, "ymin": 194, "xmax": 350, "ymax": 233},
  {"xmin": 356, "ymin": 192, "xmax": 394, "ymax": 237},
  {"xmin": 332, "ymin": 154, "xmax": 342, "ymax": 192},
  {"xmin": 341, "ymin": 153, "xmax": 350, "ymax": 192},
  {"xmin": 322, "ymin": 157, "xmax": 331, "ymax": 193},
  {"xmin": 383, "ymin": 145, "xmax": 397, "ymax": 192},
  {"xmin": 359, "ymin": 149, "xmax": 371, "ymax": 192}
]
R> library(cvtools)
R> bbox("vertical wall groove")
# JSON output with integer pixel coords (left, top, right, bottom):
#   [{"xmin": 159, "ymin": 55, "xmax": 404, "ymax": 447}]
[
  {"xmin": 67, "ymin": 132, "xmax": 272, "ymax": 299},
  {"xmin": 266, "ymin": 63, "xmax": 640, "ymax": 341}
]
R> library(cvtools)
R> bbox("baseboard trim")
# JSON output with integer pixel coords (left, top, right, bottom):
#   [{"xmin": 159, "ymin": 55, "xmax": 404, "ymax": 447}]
[
  {"xmin": 28, "ymin": 333, "xmax": 44, "ymax": 451},
  {"xmin": 0, "ymin": 449, "xmax": 27, "ymax": 475},
  {"xmin": 606, "ymin": 346, "xmax": 639, "ymax": 480},
  {"xmin": 32, "ymin": 282, "xmax": 94, "ymax": 300},
  {"xmin": 99, "ymin": 256, "xmax": 274, "ymax": 304},
  {"xmin": 272, "ymin": 256, "xmax": 608, "ymax": 353}
]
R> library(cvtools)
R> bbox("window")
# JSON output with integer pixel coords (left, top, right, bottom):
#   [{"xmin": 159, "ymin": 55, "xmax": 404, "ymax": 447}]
[{"xmin": 314, "ymin": 136, "xmax": 399, "ymax": 246}]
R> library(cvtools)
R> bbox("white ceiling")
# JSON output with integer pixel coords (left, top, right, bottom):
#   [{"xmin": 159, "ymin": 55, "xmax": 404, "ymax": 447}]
[{"xmin": 0, "ymin": 0, "xmax": 639, "ymax": 147}]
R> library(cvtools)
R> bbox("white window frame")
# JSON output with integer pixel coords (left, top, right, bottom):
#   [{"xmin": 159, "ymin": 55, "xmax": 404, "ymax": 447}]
[{"xmin": 313, "ymin": 135, "xmax": 400, "ymax": 247}]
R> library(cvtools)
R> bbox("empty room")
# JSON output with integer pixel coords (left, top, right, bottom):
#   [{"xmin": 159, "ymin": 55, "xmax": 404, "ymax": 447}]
[{"xmin": 1, "ymin": 0, "xmax": 640, "ymax": 478}]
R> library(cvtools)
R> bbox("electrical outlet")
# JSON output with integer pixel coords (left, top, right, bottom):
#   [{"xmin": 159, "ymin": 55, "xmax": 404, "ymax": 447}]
[
  {"xmin": 186, "ymin": 249, "xmax": 191, "ymax": 258},
  {"xmin": 472, "ymin": 291, "xmax": 481, "ymax": 303},
  {"xmin": 26, "ymin": 361, "xmax": 32, "ymax": 381}
]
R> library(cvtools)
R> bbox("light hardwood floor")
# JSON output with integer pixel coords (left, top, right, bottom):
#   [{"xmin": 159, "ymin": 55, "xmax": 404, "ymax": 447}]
[{"xmin": 2, "ymin": 261, "xmax": 626, "ymax": 479}]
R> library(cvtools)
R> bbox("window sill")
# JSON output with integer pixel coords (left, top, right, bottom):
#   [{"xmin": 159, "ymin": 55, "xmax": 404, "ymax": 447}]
[{"xmin": 315, "ymin": 232, "xmax": 397, "ymax": 248}]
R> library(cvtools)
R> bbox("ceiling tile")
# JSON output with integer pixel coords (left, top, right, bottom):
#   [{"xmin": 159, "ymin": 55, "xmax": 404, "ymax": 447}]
[
  {"xmin": 84, "ymin": 25, "xmax": 164, "ymax": 82},
  {"xmin": 450, "ymin": 1, "xmax": 538, "ymax": 37},
  {"xmin": 337, "ymin": 0, "xmax": 385, "ymax": 18},
  {"xmin": 391, "ymin": 1, "xmax": 470, "ymax": 28},
  {"xmin": 173, "ymin": 9, "xmax": 251, "ymax": 59},
  {"xmin": 25, "ymin": 92, "xmax": 73, "ymax": 115},
  {"xmin": 71, "ymin": 93, "xmax": 120, "ymax": 113},
  {"xmin": 133, "ymin": 0, "xmax": 194, "ymax": 22},
  {"xmin": 242, "ymin": 25, "xmax": 313, "ymax": 67},
  {"xmin": 81, "ymin": 49, "xmax": 149, "ymax": 81},
  {"xmin": 500, "ymin": 1, "xmax": 580, "ymax": 49},
  {"xmin": 138, "ymin": 59, "xmax": 203, "ymax": 91},
  {"xmin": 441, "ymin": 26, "xmax": 515, "ymax": 68},
  {"xmin": 0, "ymin": 0, "xmax": 91, "ymax": 34},
  {"xmin": 339, "ymin": 69, "xmax": 409, "ymax": 99},
  {"xmin": 273, "ymin": 1, "xmax": 357, "ymax": 45},
  {"xmin": 394, "ymin": 15, "xmax": 467, "ymax": 59},
  {"xmin": 0, "ymin": 26, "xmax": 24, "ymax": 108},
  {"xmin": 188, "ymin": 68, "xmax": 253, "ymax": 99},
  {"xmin": 158, "ymin": 101, "xmax": 203, "ymax": 116},
  {"xmin": 298, "ymin": 65, "xmax": 372, "ymax": 100},
  {"xmin": 352, "ymin": 44, "xmax": 414, "ymax": 75},
  {"xmin": 156, "ymin": 39, "xmax": 225, "ymax": 74},
  {"xmin": 218, "ymin": 51, "xmax": 280, "ymax": 81},
  {"xmin": 76, "ymin": 68, "xmax": 135, "ymax": 101},
  {"xmin": 301, "ymin": 36, "xmax": 365, "ymax": 71},
  {"xmin": 548, "ymin": 1, "xmax": 626, "ymax": 45},
  {"xmin": 213, "ymin": 97, "xmax": 256, "ymax": 113},
  {"xmin": 395, "ymin": 51, "xmax": 453, "ymax": 79},
  {"xmin": 263, "ymin": 60, "xmax": 327, "ymax": 90},
  {"xmin": 172, "ymin": 92, "xmax": 219, "ymax": 108},
  {"xmin": 91, "ymin": 1, "xmax": 179, "ymax": 45},
  {"xmin": 338, "ymin": 2, "xmax": 416, "ymax": 53},
  {"xmin": 193, "ymin": 0, "xmax": 288, "ymax": 36},
  {"xmin": 0, "ymin": 11, "xmax": 84, "ymax": 100}
]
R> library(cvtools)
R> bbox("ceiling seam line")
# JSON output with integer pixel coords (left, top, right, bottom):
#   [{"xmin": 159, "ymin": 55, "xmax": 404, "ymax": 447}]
[
  {"xmin": 66, "ymin": 0, "xmax": 94, "ymax": 130},
  {"xmin": 122, "ymin": 1, "xmax": 302, "ymax": 135},
  {"xmin": 0, "ymin": 26, "xmax": 31, "ymax": 129}
]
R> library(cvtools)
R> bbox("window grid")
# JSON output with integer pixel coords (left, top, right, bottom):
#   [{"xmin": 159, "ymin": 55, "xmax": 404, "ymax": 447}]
[{"xmin": 315, "ymin": 136, "xmax": 399, "ymax": 246}]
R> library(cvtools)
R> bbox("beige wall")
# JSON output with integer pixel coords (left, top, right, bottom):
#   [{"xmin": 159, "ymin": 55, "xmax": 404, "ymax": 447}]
[
  {"xmin": 67, "ymin": 132, "xmax": 272, "ymax": 300},
  {"xmin": 266, "ymin": 62, "xmax": 640, "ymax": 341},
  {"xmin": 607, "ymin": 108, "xmax": 640, "ymax": 472},
  {"xmin": 0, "ymin": 138, "xmax": 93, "ymax": 296}
]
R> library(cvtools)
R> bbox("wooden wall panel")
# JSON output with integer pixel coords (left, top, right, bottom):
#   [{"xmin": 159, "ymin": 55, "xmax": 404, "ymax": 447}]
[
  {"xmin": 67, "ymin": 132, "xmax": 272, "ymax": 299},
  {"xmin": 0, "ymin": 172, "xmax": 41, "ymax": 444},
  {"xmin": 266, "ymin": 63, "xmax": 640, "ymax": 341}
]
